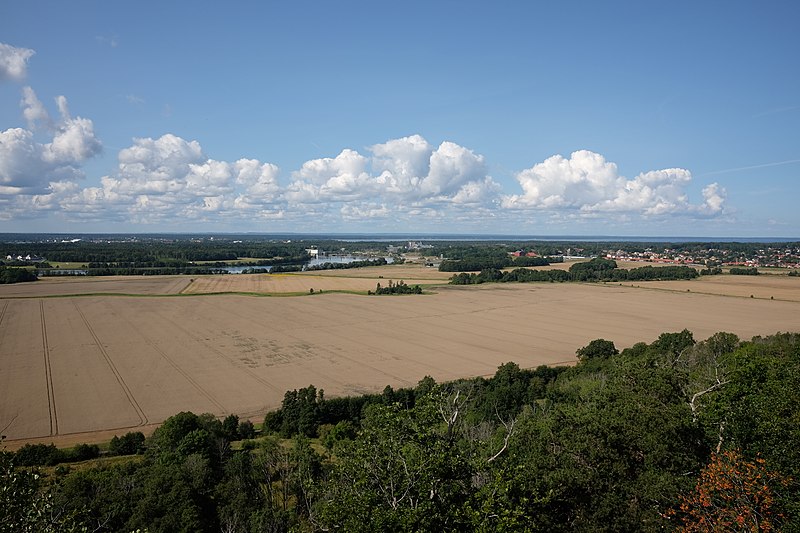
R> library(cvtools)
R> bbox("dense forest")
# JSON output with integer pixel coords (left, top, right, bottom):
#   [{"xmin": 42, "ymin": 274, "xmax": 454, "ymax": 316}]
[
  {"xmin": 0, "ymin": 236, "xmax": 404, "ymax": 279},
  {"xmin": 305, "ymin": 257, "xmax": 391, "ymax": 271},
  {"xmin": 3, "ymin": 330, "xmax": 799, "ymax": 532},
  {"xmin": 450, "ymin": 258, "xmax": 700, "ymax": 285},
  {"xmin": 0, "ymin": 266, "xmax": 37, "ymax": 284},
  {"xmin": 0, "ymin": 236, "xmax": 403, "ymax": 266},
  {"xmin": 3, "ymin": 239, "xmax": 310, "ymax": 264},
  {"xmin": 436, "ymin": 245, "xmax": 556, "ymax": 272}
]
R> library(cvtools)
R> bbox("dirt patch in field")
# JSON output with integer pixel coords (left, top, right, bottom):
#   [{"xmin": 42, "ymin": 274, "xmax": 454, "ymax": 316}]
[{"xmin": 2, "ymin": 279, "xmax": 799, "ymax": 447}]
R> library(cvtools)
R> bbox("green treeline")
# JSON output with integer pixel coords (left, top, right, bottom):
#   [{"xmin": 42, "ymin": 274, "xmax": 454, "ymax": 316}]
[
  {"xmin": 0, "ymin": 266, "xmax": 38, "ymax": 284},
  {"xmin": 368, "ymin": 279, "xmax": 423, "ymax": 295},
  {"xmin": 4, "ymin": 330, "xmax": 800, "ymax": 532},
  {"xmin": 450, "ymin": 257, "xmax": 699, "ymax": 285},
  {"xmin": 12, "ymin": 442, "xmax": 102, "ymax": 467},
  {"xmin": 437, "ymin": 245, "xmax": 555, "ymax": 272},
  {"xmin": 82, "ymin": 259, "xmax": 297, "ymax": 269},
  {"xmin": 263, "ymin": 364, "xmax": 563, "ymax": 439},
  {"xmin": 729, "ymin": 267, "xmax": 759, "ymax": 275},
  {"xmin": 428, "ymin": 239, "xmax": 798, "ymax": 258},
  {"xmin": 269, "ymin": 265, "xmax": 304, "ymax": 273},
  {"xmin": 8, "ymin": 240, "xmax": 312, "ymax": 263},
  {"xmin": 3, "ymin": 237, "xmax": 404, "ymax": 267},
  {"xmin": 40, "ymin": 266, "xmax": 237, "ymax": 277},
  {"xmin": 305, "ymin": 257, "xmax": 388, "ymax": 271}
]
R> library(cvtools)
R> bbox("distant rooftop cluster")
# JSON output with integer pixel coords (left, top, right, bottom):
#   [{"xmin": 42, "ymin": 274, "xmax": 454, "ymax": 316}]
[
  {"xmin": 5, "ymin": 253, "xmax": 46, "ymax": 262},
  {"xmin": 605, "ymin": 246, "xmax": 800, "ymax": 269}
]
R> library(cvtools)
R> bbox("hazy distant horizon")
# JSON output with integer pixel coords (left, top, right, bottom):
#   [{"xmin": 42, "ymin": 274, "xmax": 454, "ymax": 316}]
[{"xmin": 1, "ymin": 232, "xmax": 797, "ymax": 244}]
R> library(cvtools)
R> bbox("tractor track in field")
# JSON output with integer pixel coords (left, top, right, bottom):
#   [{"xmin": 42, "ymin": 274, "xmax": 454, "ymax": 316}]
[
  {"xmin": 121, "ymin": 315, "xmax": 228, "ymax": 415},
  {"xmin": 0, "ymin": 301, "xmax": 9, "ymax": 348},
  {"xmin": 39, "ymin": 301, "xmax": 58, "ymax": 436},
  {"xmin": 72, "ymin": 300, "xmax": 148, "ymax": 427}
]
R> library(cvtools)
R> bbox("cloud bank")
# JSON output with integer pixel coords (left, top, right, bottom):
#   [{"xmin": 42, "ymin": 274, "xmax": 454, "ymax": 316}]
[
  {"xmin": 2, "ymin": 130, "xmax": 726, "ymax": 228},
  {"xmin": 0, "ymin": 42, "xmax": 725, "ymax": 229}
]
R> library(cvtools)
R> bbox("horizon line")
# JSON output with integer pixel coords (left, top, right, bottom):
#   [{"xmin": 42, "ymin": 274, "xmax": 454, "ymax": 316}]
[{"xmin": 1, "ymin": 231, "xmax": 798, "ymax": 242}]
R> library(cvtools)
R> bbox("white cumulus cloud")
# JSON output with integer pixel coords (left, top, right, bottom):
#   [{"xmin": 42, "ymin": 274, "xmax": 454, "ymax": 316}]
[
  {"xmin": 0, "ymin": 92, "xmax": 101, "ymax": 194},
  {"xmin": 0, "ymin": 43, "xmax": 34, "ymax": 81},
  {"xmin": 287, "ymin": 149, "xmax": 373, "ymax": 202},
  {"xmin": 45, "ymin": 115, "xmax": 102, "ymax": 165},
  {"xmin": 286, "ymin": 135, "xmax": 500, "ymax": 211},
  {"xmin": 422, "ymin": 141, "xmax": 488, "ymax": 197},
  {"xmin": 701, "ymin": 183, "xmax": 726, "ymax": 215},
  {"xmin": 21, "ymin": 86, "xmax": 49, "ymax": 128},
  {"xmin": 341, "ymin": 203, "xmax": 390, "ymax": 220},
  {"xmin": 504, "ymin": 150, "xmax": 621, "ymax": 209},
  {"xmin": 234, "ymin": 159, "xmax": 280, "ymax": 197},
  {"xmin": 371, "ymin": 134, "xmax": 433, "ymax": 194},
  {"xmin": 58, "ymin": 134, "xmax": 285, "ymax": 223},
  {"xmin": 502, "ymin": 150, "xmax": 726, "ymax": 217}
]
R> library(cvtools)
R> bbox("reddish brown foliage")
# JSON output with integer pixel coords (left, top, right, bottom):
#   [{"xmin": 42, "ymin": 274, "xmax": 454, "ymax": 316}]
[{"xmin": 670, "ymin": 450, "xmax": 789, "ymax": 532}]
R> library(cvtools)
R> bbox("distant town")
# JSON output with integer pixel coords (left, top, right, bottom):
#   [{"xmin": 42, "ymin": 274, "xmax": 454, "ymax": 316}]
[{"xmin": 603, "ymin": 245, "xmax": 800, "ymax": 269}]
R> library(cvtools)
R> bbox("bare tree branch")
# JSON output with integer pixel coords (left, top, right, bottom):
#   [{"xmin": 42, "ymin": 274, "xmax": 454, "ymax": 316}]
[
  {"xmin": 689, "ymin": 363, "xmax": 729, "ymax": 421},
  {"xmin": 487, "ymin": 408, "xmax": 517, "ymax": 463}
]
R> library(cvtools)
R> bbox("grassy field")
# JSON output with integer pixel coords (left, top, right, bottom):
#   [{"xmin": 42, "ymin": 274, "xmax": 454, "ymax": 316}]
[
  {"xmin": 2, "ymin": 263, "xmax": 799, "ymax": 448},
  {"xmin": 43, "ymin": 261, "xmax": 88, "ymax": 269}
]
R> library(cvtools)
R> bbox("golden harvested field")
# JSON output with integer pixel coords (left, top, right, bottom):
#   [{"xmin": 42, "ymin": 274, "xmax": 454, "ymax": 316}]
[
  {"xmin": 0, "ymin": 275, "xmax": 191, "ymax": 297},
  {"xmin": 299, "ymin": 263, "xmax": 454, "ymax": 280},
  {"xmin": 2, "ymin": 267, "xmax": 799, "ymax": 448},
  {"xmin": 629, "ymin": 274, "xmax": 800, "ymax": 302},
  {"xmin": 182, "ymin": 272, "xmax": 440, "ymax": 294}
]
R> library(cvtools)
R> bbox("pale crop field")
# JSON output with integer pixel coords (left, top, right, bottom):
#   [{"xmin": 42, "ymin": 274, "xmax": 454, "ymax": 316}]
[
  {"xmin": 627, "ymin": 274, "xmax": 800, "ymax": 302},
  {"xmin": 0, "ymin": 275, "xmax": 191, "ymax": 297},
  {"xmin": 181, "ymin": 272, "xmax": 437, "ymax": 294},
  {"xmin": 2, "ymin": 267, "xmax": 799, "ymax": 448}
]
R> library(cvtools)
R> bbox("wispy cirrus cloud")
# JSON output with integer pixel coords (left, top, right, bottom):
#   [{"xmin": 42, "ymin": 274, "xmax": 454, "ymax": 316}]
[
  {"xmin": 125, "ymin": 94, "xmax": 145, "ymax": 105},
  {"xmin": 752, "ymin": 105, "xmax": 799, "ymax": 118},
  {"xmin": 698, "ymin": 158, "xmax": 800, "ymax": 177},
  {"xmin": 95, "ymin": 35, "xmax": 119, "ymax": 48}
]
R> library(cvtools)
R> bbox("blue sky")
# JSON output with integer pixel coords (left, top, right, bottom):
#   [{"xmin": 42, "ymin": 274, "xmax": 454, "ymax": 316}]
[{"xmin": 1, "ymin": 1, "xmax": 798, "ymax": 237}]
